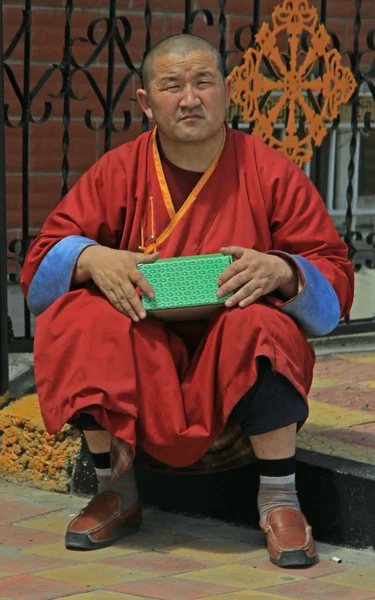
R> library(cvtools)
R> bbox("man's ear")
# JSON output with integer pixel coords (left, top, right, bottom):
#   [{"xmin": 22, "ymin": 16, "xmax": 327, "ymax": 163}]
[
  {"xmin": 136, "ymin": 88, "xmax": 153, "ymax": 119},
  {"xmin": 224, "ymin": 75, "xmax": 232, "ymax": 109}
]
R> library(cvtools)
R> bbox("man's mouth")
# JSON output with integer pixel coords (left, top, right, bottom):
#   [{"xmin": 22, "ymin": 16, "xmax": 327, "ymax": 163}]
[{"xmin": 180, "ymin": 114, "xmax": 203, "ymax": 121}]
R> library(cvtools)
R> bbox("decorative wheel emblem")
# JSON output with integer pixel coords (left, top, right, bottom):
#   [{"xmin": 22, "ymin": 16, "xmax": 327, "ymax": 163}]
[{"xmin": 231, "ymin": 0, "xmax": 357, "ymax": 167}]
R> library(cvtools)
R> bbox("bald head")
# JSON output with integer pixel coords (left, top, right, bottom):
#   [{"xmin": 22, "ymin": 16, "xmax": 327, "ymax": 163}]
[{"xmin": 142, "ymin": 34, "xmax": 225, "ymax": 91}]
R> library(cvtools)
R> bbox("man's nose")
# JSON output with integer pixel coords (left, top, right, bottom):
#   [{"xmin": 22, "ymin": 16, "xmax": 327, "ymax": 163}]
[{"xmin": 179, "ymin": 84, "xmax": 201, "ymax": 109}]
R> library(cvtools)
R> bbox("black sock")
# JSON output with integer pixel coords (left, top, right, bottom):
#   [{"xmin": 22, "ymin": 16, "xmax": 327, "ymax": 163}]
[{"xmin": 257, "ymin": 455, "xmax": 296, "ymax": 477}]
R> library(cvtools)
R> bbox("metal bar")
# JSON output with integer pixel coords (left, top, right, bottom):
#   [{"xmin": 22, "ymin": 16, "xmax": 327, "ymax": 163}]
[
  {"xmin": 326, "ymin": 128, "xmax": 337, "ymax": 212},
  {"xmin": 22, "ymin": 0, "xmax": 31, "ymax": 339},
  {"xmin": 328, "ymin": 320, "xmax": 375, "ymax": 337},
  {"xmin": 350, "ymin": 130, "xmax": 361, "ymax": 231},
  {"xmin": 183, "ymin": 0, "xmax": 192, "ymax": 34},
  {"xmin": 9, "ymin": 337, "xmax": 34, "ymax": 353},
  {"xmin": 253, "ymin": 0, "xmax": 260, "ymax": 30},
  {"xmin": 326, "ymin": 208, "xmax": 375, "ymax": 216},
  {"xmin": 345, "ymin": 0, "xmax": 362, "ymax": 257},
  {"xmin": 314, "ymin": 0, "xmax": 328, "ymax": 196},
  {"xmin": 320, "ymin": 0, "xmax": 327, "ymax": 25},
  {"xmin": 218, "ymin": 0, "xmax": 227, "ymax": 74},
  {"xmin": 61, "ymin": 0, "xmax": 73, "ymax": 198},
  {"xmin": 104, "ymin": 0, "xmax": 116, "ymax": 153},
  {"xmin": 144, "ymin": 0, "xmax": 152, "ymax": 56},
  {"xmin": 141, "ymin": 0, "xmax": 152, "ymax": 132},
  {"xmin": 0, "ymin": 0, "xmax": 9, "ymax": 397}
]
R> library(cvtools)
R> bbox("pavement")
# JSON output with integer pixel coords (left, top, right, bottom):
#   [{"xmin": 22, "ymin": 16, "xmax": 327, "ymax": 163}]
[
  {"xmin": 297, "ymin": 351, "xmax": 375, "ymax": 464},
  {"xmin": 3, "ymin": 291, "xmax": 375, "ymax": 597},
  {"xmin": 0, "ymin": 481, "xmax": 375, "ymax": 600}
]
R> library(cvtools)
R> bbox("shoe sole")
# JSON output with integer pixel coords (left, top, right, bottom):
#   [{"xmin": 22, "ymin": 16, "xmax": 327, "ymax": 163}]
[
  {"xmin": 65, "ymin": 524, "xmax": 140, "ymax": 551},
  {"xmin": 270, "ymin": 550, "xmax": 318, "ymax": 568}
]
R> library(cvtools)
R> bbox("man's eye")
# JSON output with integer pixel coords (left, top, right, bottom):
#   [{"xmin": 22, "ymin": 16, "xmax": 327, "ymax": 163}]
[
  {"xmin": 198, "ymin": 81, "xmax": 210, "ymax": 86},
  {"xmin": 167, "ymin": 85, "xmax": 180, "ymax": 90}
]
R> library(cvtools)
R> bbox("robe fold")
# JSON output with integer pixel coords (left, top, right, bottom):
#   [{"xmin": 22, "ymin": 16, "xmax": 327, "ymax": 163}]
[{"xmin": 21, "ymin": 124, "xmax": 354, "ymax": 469}]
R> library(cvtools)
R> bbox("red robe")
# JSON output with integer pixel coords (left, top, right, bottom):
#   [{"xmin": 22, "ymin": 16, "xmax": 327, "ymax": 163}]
[{"xmin": 21, "ymin": 125, "xmax": 354, "ymax": 469}]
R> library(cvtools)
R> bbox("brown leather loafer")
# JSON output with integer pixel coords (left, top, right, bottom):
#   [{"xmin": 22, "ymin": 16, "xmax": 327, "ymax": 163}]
[
  {"xmin": 65, "ymin": 492, "xmax": 142, "ymax": 550},
  {"xmin": 260, "ymin": 507, "xmax": 318, "ymax": 567}
]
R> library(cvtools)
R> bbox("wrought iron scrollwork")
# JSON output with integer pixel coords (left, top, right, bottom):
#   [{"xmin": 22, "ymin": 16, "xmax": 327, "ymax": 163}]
[
  {"xmin": 2, "ymin": 0, "xmax": 375, "ymax": 349},
  {"xmin": 342, "ymin": 0, "xmax": 375, "ymax": 270},
  {"xmin": 5, "ymin": 0, "xmax": 152, "ymax": 282}
]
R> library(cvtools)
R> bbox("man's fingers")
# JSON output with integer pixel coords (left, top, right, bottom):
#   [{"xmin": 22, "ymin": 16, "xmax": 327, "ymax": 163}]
[
  {"xmin": 217, "ymin": 259, "xmax": 247, "ymax": 287},
  {"xmin": 217, "ymin": 270, "xmax": 250, "ymax": 297},
  {"xmin": 112, "ymin": 285, "xmax": 141, "ymax": 321},
  {"xmin": 238, "ymin": 289, "xmax": 263, "ymax": 308},
  {"xmin": 120, "ymin": 281, "xmax": 146, "ymax": 319},
  {"xmin": 225, "ymin": 283, "xmax": 261, "ymax": 307},
  {"xmin": 115, "ymin": 293, "xmax": 140, "ymax": 321},
  {"xmin": 129, "ymin": 269, "xmax": 155, "ymax": 298},
  {"xmin": 101, "ymin": 288, "xmax": 139, "ymax": 321}
]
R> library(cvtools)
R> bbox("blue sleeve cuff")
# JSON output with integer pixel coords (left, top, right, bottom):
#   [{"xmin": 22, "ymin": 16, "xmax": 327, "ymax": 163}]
[
  {"xmin": 27, "ymin": 235, "xmax": 98, "ymax": 316},
  {"xmin": 277, "ymin": 254, "xmax": 341, "ymax": 336}
]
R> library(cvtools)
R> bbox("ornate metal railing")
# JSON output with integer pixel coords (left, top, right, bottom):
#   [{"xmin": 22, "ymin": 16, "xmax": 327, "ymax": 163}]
[
  {"xmin": 1, "ymin": 0, "xmax": 375, "ymax": 397},
  {"xmin": 0, "ymin": 1, "xmax": 8, "ymax": 397}
]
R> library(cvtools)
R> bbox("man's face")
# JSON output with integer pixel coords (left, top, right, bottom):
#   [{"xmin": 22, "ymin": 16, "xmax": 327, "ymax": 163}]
[{"xmin": 137, "ymin": 50, "xmax": 232, "ymax": 144}]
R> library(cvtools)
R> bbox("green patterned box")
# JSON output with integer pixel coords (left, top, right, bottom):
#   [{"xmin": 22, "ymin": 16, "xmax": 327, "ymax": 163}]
[{"xmin": 138, "ymin": 253, "xmax": 233, "ymax": 312}]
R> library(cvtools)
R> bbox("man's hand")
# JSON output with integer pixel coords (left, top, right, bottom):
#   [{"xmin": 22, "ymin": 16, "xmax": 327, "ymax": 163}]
[
  {"xmin": 74, "ymin": 245, "xmax": 159, "ymax": 321},
  {"xmin": 217, "ymin": 246, "xmax": 299, "ymax": 308}
]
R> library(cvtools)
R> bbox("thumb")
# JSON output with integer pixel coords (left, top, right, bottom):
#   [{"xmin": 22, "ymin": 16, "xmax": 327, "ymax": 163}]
[{"xmin": 135, "ymin": 251, "xmax": 160, "ymax": 265}]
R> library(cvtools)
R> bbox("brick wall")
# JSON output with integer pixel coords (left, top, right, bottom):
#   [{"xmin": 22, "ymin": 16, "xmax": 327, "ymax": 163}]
[{"xmin": 3, "ymin": 0, "xmax": 375, "ymax": 273}]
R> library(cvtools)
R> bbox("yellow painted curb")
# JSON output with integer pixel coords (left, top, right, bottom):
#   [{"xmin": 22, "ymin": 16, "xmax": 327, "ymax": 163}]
[{"xmin": 0, "ymin": 394, "xmax": 81, "ymax": 493}]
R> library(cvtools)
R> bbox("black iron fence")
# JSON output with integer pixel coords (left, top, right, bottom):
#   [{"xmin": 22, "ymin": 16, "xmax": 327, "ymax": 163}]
[{"xmin": 1, "ymin": 0, "xmax": 375, "ymax": 397}]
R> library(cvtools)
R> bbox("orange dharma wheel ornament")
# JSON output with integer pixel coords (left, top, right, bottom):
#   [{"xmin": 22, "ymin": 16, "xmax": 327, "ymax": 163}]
[{"xmin": 230, "ymin": 0, "xmax": 357, "ymax": 167}]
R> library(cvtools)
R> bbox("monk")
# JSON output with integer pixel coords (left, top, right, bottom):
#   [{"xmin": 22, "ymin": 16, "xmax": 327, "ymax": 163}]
[{"xmin": 21, "ymin": 33, "xmax": 354, "ymax": 568}]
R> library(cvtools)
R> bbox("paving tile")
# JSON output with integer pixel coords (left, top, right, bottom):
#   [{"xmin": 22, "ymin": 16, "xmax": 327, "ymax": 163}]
[
  {"xmin": 239, "ymin": 557, "xmax": 351, "ymax": 578},
  {"xmin": 14, "ymin": 511, "xmax": 77, "ymax": 535},
  {"xmin": 118, "ymin": 531, "xmax": 200, "ymax": 551},
  {"xmin": 361, "ymin": 380, "xmax": 375, "ymax": 389},
  {"xmin": 317, "ymin": 546, "xmax": 375, "ymax": 567},
  {"xmin": 297, "ymin": 430, "xmax": 375, "ymax": 464},
  {"xmin": 305, "ymin": 401, "xmax": 375, "ymax": 432},
  {"xmin": 100, "ymin": 549, "xmax": 224, "ymax": 574},
  {"xmin": 260, "ymin": 579, "xmax": 375, "ymax": 599},
  {"xmin": 22, "ymin": 541, "xmax": 144, "ymax": 562},
  {"xmin": 311, "ymin": 377, "xmax": 346, "ymax": 389},
  {"xmin": 0, "ymin": 525, "xmax": 63, "ymax": 549},
  {"xmin": 321, "ymin": 567, "xmax": 375, "ymax": 591},
  {"xmin": 35, "ymin": 563, "xmax": 159, "ymax": 587},
  {"xmin": 54, "ymin": 593, "xmax": 155, "ymax": 600},
  {"xmin": 0, "ymin": 572, "xmax": 14, "ymax": 577},
  {"xmin": 334, "ymin": 353, "xmax": 375, "ymax": 366},
  {"xmin": 318, "ymin": 422, "xmax": 375, "ymax": 448},
  {"xmin": 198, "ymin": 593, "xmax": 298, "ymax": 599},
  {"xmin": 0, "ymin": 498, "xmax": 60, "ymax": 524},
  {"xmin": 162, "ymin": 537, "xmax": 266, "ymax": 563},
  {"xmin": 0, "ymin": 573, "xmax": 89, "ymax": 600},
  {"xmin": 316, "ymin": 356, "xmax": 375, "ymax": 379},
  {"xmin": 108, "ymin": 576, "xmax": 238, "ymax": 599},
  {"xmin": 202, "ymin": 523, "xmax": 265, "ymax": 547},
  {"xmin": 0, "ymin": 553, "xmax": 79, "ymax": 573},
  {"xmin": 309, "ymin": 384, "xmax": 375, "ymax": 413},
  {"xmin": 174, "ymin": 563, "xmax": 304, "ymax": 588}
]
